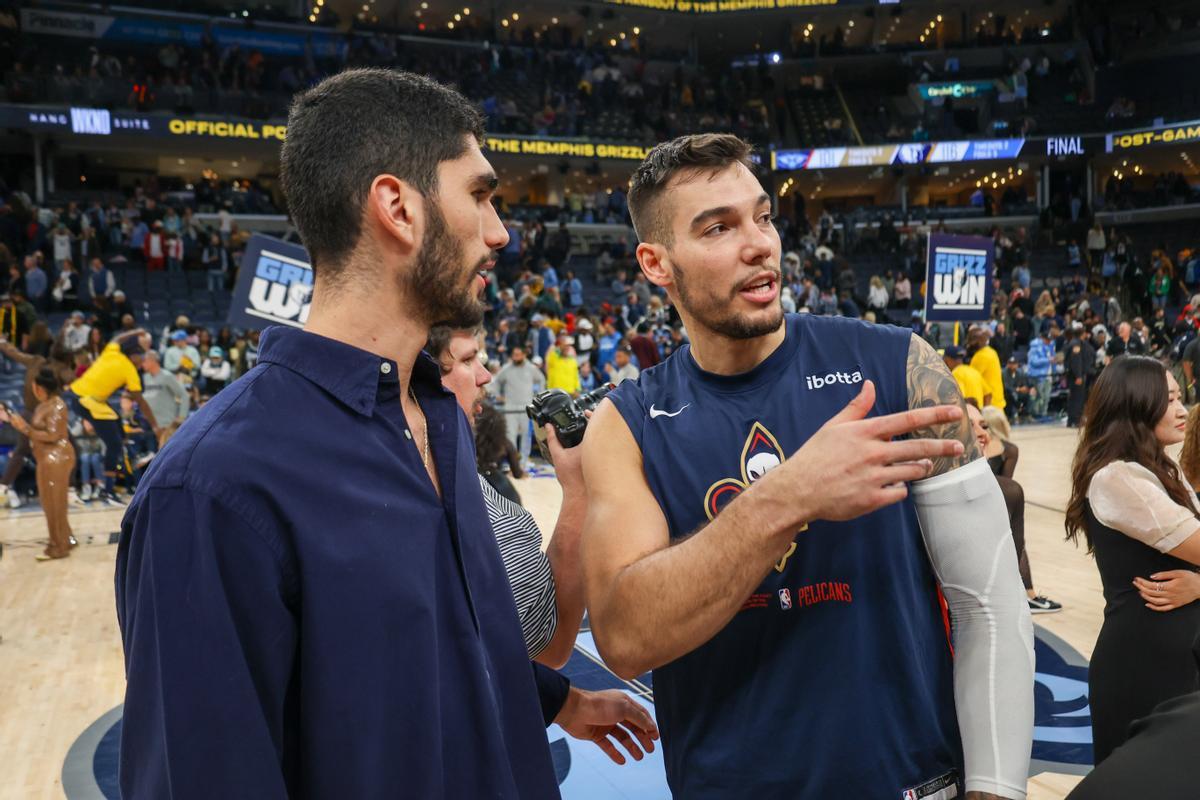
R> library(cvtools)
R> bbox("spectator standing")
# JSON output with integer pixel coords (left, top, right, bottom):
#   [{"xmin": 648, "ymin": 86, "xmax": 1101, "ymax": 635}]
[
  {"xmin": 202, "ymin": 233, "xmax": 230, "ymax": 292},
  {"xmin": 493, "ymin": 347, "xmax": 545, "ymax": 465},
  {"xmin": 1066, "ymin": 357, "xmax": 1200, "ymax": 765},
  {"xmin": 605, "ymin": 345, "xmax": 640, "ymax": 385},
  {"xmin": 867, "ymin": 276, "xmax": 889, "ymax": 316},
  {"xmin": 1150, "ymin": 265, "xmax": 1171, "ymax": 311},
  {"xmin": 166, "ymin": 232, "xmax": 184, "ymax": 273},
  {"xmin": 24, "ymin": 255, "xmax": 48, "ymax": 313},
  {"xmin": 1107, "ymin": 322, "xmax": 1146, "ymax": 361},
  {"xmin": 967, "ymin": 326, "xmax": 1005, "ymax": 412},
  {"xmin": 143, "ymin": 221, "xmax": 166, "ymax": 271},
  {"xmin": 574, "ymin": 318, "xmax": 595, "ymax": 366},
  {"xmin": 52, "ymin": 225, "xmax": 73, "ymax": 272},
  {"xmin": 546, "ymin": 220, "xmax": 572, "ymax": 270},
  {"xmin": 1064, "ymin": 323, "xmax": 1095, "ymax": 427},
  {"xmin": 944, "ymin": 345, "xmax": 987, "ymax": 408},
  {"xmin": 88, "ymin": 258, "xmax": 116, "ymax": 309},
  {"xmin": 200, "ymin": 346, "xmax": 232, "ymax": 394},
  {"xmin": 564, "ymin": 270, "xmax": 584, "ymax": 309},
  {"xmin": 60, "ymin": 311, "xmax": 90, "ymax": 353},
  {"xmin": 892, "ymin": 273, "xmax": 912, "ymax": 309},
  {"xmin": 578, "ymin": 360, "xmax": 597, "ymax": 392},
  {"xmin": 529, "ymin": 314, "xmax": 554, "ymax": 361},
  {"xmin": 53, "ymin": 259, "xmax": 79, "ymax": 311},
  {"xmin": 140, "ymin": 350, "xmax": 189, "ymax": 443},
  {"xmin": 1086, "ymin": 222, "xmax": 1107, "ymax": 273},
  {"xmin": 0, "ymin": 292, "xmax": 32, "ymax": 354},
  {"xmin": 1027, "ymin": 323, "xmax": 1057, "ymax": 418},
  {"xmin": 163, "ymin": 330, "xmax": 201, "ymax": 389},
  {"xmin": 1003, "ymin": 355, "xmax": 1034, "ymax": 420},
  {"xmin": 546, "ymin": 334, "xmax": 581, "ymax": 394},
  {"xmin": 629, "ymin": 322, "xmax": 660, "ymax": 370}
]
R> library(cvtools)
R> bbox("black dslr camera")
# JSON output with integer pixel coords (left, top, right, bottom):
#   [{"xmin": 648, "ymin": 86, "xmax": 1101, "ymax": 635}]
[{"xmin": 526, "ymin": 383, "xmax": 615, "ymax": 459}]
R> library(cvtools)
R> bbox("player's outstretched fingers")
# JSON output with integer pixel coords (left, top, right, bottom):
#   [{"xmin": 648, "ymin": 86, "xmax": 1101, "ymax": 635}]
[
  {"xmin": 881, "ymin": 437, "xmax": 965, "ymax": 466},
  {"xmin": 593, "ymin": 734, "xmax": 627, "ymax": 765},
  {"xmin": 621, "ymin": 720, "xmax": 658, "ymax": 754},
  {"xmin": 608, "ymin": 724, "xmax": 646, "ymax": 761},
  {"xmin": 825, "ymin": 380, "xmax": 876, "ymax": 426},
  {"xmin": 879, "ymin": 461, "xmax": 937, "ymax": 485},
  {"xmin": 866, "ymin": 404, "xmax": 964, "ymax": 439}
]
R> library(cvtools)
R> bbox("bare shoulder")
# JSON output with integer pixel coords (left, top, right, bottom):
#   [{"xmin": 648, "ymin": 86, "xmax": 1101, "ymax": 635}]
[
  {"xmin": 905, "ymin": 334, "xmax": 981, "ymax": 475},
  {"xmin": 581, "ymin": 398, "xmax": 643, "ymax": 479}
]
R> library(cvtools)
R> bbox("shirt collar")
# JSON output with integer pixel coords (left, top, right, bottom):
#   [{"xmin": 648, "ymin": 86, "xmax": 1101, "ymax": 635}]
[{"xmin": 258, "ymin": 326, "xmax": 444, "ymax": 417}]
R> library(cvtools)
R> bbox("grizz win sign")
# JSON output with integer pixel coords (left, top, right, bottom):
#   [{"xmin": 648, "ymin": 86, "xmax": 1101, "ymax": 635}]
[
  {"xmin": 227, "ymin": 234, "xmax": 313, "ymax": 330},
  {"xmin": 923, "ymin": 233, "xmax": 994, "ymax": 323}
]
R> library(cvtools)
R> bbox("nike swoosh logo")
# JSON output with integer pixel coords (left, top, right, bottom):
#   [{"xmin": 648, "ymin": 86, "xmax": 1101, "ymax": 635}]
[{"xmin": 649, "ymin": 404, "xmax": 690, "ymax": 419}]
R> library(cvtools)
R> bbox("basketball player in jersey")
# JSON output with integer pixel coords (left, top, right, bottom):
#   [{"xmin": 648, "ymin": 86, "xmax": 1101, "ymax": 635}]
[{"xmin": 582, "ymin": 134, "xmax": 1034, "ymax": 800}]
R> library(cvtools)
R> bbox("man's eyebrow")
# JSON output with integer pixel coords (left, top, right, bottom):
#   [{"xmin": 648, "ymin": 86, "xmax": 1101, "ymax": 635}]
[
  {"xmin": 471, "ymin": 173, "xmax": 499, "ymax": 191},
  {"xmin": 688, "ymin": 193, "xmax": 771, "ymax": 230}
]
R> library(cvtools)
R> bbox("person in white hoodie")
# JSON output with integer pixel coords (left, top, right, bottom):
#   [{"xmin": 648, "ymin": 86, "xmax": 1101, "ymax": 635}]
[{"xmin": 200, "ymin": 345, "xmax": 232, "ymax": 394}]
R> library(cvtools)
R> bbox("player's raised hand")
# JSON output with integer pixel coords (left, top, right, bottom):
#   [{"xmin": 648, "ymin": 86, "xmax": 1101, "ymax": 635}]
[{"xmin": 758, "ymin": 380, "xmax": 964, "ymax": 525}]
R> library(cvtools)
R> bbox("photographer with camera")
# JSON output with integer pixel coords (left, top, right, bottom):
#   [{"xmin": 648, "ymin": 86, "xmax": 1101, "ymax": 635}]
[
  {"xmin": 429, "ymin": 324, "xmax": 658, "ymax": 764},
  {"xmin": 428, "ymin": 325, "xmax": 586, "ymax": 668}
]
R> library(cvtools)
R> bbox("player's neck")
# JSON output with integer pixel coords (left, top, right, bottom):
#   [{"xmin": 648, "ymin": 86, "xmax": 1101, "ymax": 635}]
[{"xmin": 687, "ymin": 321, "xmax": 787, "ymax": 376}]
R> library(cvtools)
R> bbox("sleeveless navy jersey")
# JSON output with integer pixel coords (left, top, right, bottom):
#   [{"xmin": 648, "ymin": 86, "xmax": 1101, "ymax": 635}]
[{"xmin": 609, "ymin": 313, "xmax": 962, "ymax": 800}]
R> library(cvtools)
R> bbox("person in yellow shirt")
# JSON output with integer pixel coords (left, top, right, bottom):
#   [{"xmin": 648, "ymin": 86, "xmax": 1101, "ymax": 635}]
[
  {"xmin": 63, "ymin": 329, "xmax": 160, "ymax": 505},
  {"xmin": 967, "ymin": 326, "xmax": 1005, "ymax": 411},
  {"xmin": 943, "ymin": 345, "xmax": 988, "ymax": 409},
  {"xmin": 545, "ymin": 334, "xmax": 581, "ymax": 395}
]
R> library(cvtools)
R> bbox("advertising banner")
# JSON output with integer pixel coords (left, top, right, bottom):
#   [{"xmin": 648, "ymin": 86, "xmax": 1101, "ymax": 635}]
[
  {"xmin": 917, "ymin": 81, "xmax": 996, "ymax": 100},
  {"xmin": 227, "ymin": 235, "xmax": 313, "ymax": 331},
  {"xmin": 924, "ymin": 233, "xmax": 994, "ymax": 322},
  {"xmin": 1106, "ymin": 120, "xmax": 1200, "ymax": 152},
  {"xmin": 484, "ymin": 135, "xmax": 650, "ymax": 161}
]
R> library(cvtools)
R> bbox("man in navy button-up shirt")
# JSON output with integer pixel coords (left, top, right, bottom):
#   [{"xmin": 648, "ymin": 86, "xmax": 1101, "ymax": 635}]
[{"xmin": 116, "ymin": 69, "xmax": 561, "ymax": 798}]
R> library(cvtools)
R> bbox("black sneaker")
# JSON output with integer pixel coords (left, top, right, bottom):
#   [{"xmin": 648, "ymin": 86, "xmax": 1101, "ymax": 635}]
[{"xmin": 1028, "ymin": 595, "xmax": 1062, "ymax": 614}]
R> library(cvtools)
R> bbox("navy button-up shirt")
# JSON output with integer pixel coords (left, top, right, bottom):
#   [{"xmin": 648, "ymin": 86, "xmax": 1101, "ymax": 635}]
[{"xmin": 116, "ymin": 326, "xmax": 560, "ymax": 799}]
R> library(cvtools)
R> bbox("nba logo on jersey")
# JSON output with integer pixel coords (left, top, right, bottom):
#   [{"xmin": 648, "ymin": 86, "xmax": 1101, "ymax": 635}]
[
  {"xmin": 902, "ymin": 791, "xmax": 917, "ymax": 800},
  {"xmin": 777, "ymin": 588, "xmax": 792, "ymax": 610}
]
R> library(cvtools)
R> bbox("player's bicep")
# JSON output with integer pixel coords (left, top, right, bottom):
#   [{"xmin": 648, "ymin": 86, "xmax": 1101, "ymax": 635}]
[
  {"xmin": 906, "ymin": 334, "xmax": 981, "ymax": 476},
  {"xmin": 580, "ymin": 399, "xmax": 671, "ymax": 612}
]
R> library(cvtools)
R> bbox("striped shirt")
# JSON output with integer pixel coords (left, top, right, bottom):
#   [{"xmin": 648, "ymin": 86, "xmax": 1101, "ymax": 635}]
[{"xmin": 478, "ymin": 475, "xmax": 558, "ymax": 658}]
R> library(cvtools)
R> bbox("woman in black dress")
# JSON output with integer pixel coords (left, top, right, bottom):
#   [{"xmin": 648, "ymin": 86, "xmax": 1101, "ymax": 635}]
[{"xmin": 1066, "ymin": 356, "xmax": 1200, "ymax": 765}]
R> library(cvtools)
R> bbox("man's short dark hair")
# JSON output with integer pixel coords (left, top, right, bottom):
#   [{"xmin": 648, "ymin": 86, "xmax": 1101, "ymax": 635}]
[
  {"xmin": 627, "ymin": 133, "xmax": 755, "ymax": 245},
  {"xmin": 425, "ymin": 323, "xmax": 483, "ymax": 366},
  {"xmin": 280, "ymin": 68, "xmax": 485, "ymax": 282}
]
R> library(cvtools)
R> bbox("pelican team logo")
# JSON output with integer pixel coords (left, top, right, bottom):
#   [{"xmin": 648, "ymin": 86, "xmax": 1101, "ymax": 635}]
[{"xmin": 703, "ymin": 422, "xmax": 805, "ymax": 572}]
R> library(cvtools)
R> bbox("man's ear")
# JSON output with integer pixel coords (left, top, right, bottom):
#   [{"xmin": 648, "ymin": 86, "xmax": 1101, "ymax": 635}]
[
  {"xmin": 637, "ymin": 242, "xmax": 673, "ymax": 290},
  {"xmin": 366, "ymin": 174, "xmax": 421, "ymax": 254}
]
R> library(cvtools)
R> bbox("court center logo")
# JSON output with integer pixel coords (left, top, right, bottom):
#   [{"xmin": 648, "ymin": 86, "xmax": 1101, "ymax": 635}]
[{"xmin": 702, "ymin": 422, "xmax": 805, "ymax": 572}]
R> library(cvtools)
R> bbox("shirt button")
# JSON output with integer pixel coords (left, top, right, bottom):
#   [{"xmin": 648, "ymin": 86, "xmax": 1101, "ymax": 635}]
[{"xmin": 380, "ymin": 362, "xmax": 392, "ymax": 375}]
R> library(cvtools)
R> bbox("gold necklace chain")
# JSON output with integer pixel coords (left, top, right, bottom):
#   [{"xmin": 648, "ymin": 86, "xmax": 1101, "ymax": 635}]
[{"xmin": 408, "ymin": 385, "xmax": 430, "ymax": 469}]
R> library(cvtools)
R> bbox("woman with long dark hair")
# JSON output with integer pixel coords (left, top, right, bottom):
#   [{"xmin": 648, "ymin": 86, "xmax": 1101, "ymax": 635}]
[
  {"xmin": 1065, "ymin": 355, "xmax": 1200, "ymax": 764},
  {"xmin": 475, "ymin": 400, "xmax": 525, "ymax": 506}
]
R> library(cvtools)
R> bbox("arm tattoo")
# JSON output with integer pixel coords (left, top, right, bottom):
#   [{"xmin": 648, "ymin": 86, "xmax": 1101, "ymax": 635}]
[{"xmin": 905, "ymin": 334, "xmax": 981, "ymax": 476}]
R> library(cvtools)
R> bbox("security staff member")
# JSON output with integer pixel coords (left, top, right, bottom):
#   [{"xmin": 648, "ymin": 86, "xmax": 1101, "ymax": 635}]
[
  {"xmin": 64, "ymin": 329, "xmax": 160, "ymax": 504},
  {"xmin": 1064, "ymin": 323, "xmax": 1094, "ymax": 428}
]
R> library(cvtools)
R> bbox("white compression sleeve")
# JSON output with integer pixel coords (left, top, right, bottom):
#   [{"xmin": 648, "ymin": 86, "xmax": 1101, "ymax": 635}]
[{"xmin": 910, "ymin": 457, "xmax": 1035, "ymax": 799}]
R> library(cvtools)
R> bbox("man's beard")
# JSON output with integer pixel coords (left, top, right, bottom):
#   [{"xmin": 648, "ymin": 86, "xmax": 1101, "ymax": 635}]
[
  {"xmin": 408, "ymin": 199, "xmax": 490, "ymax": 328},
  {"xmin": 673, "ymin": 258, "xmax": 783, "ymax": 341}
]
